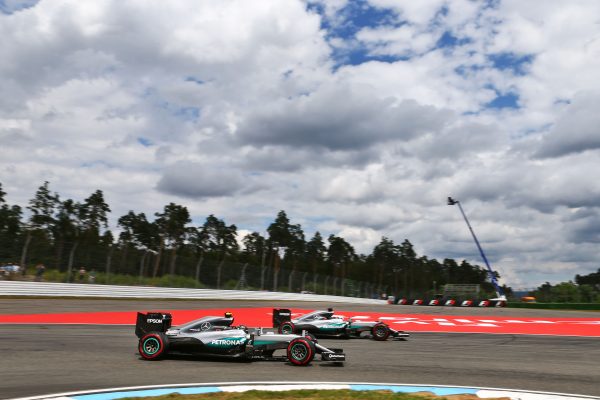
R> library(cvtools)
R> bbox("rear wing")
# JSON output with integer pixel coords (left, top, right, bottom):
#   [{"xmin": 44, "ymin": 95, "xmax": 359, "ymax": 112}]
[
  {"xmin": 135, "ymin": 312, "xmax": 172, "ymax": 338},
  {"xmin": 272, "ymin": 308, "xmax": 291, "ymax": 328}
]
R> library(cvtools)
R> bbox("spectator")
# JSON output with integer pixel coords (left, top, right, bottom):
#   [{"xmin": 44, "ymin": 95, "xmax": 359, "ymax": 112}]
[
  {"xmin": 35, "ymin": 264, "xmax": 45, "ymax": 281},
  {"xmin": 78, "ymin": 267, "xmax": 86, "ymax": 282},
  {"xmin": 89, "ymin": 269, "xmax": 96, "ymax": 284}
]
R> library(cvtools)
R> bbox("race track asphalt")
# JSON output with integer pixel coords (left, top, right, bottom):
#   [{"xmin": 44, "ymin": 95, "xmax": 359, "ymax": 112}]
[{"xmin": 0, "ymin": 299, "xmax": 599, "ymax": 399}]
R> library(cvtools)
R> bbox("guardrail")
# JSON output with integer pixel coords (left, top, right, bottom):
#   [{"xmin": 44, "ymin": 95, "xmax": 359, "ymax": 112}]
[{"xmin": 0, "ymin": 281, "xmax": 387, "ymax": 304}]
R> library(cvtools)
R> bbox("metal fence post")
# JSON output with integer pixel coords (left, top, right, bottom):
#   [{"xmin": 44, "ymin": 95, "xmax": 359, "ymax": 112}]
[
  {"xmin": 301, "ymin": 272, "xmax": 308, "ymax": 292},
  {"xmin": 235, "ymin": 263, "xmax": 248, "ymax": 290},
  {"xmin": 260, "ymin": 266, "xmax": 266, "ymax": 290},
  {"xmin": 288, "ymin": 269, "xmax": 294, "ymax": 292}
]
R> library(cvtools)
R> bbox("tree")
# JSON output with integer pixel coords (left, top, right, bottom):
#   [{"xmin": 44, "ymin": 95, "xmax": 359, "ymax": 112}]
[
  {"xmin": 188, "ymin": 226, "xmax": 208, "ymax": 284},
  {"xmin": 267, "ymin": 210, "xmax": 293, "ymax": 252},
  {"xmin": 118, "ymin": 211, "xmax": 159, "ymax": 275},
  {"xmin": 54, "ymin": 198, "xmax": 82, "ymax": 279},
  {"xmin": 27, "ymin": 182, "xmax": 59, "ymax": 234},
  {"xmin": 80, "ymin": 190, "xmax": 110, "ymax": 235},
  {"xmin": 99, "ymin": 230, "xmax": 115, "ymax": 281},
  {"xmin": 576, "ymin": 269, "xmax": 600, "ymax": 286},
  {"xmin": 155, "ymin": 203, "xmax": 191, "ymax": 276},
  {"xmin": 242, "ymin": 231, "xmax": 267, "ymax": 289},
  {"xmin": 370, "ymin": 237, "xmax": 400, "ymax": 293},
  {"xmin": 200, "ymin": 214, "xmax": 238, "ymax": 288},
  {"xmin": 306, "ymin": 232, "xmax": 326, "ymax": 276},
  {"xmin": 242, "ymin": 231, "xmax": 266, "ymax": 264},
  {"xmin": 21, "ymin": 182, "xmax": 59, "ymax": 272},
  {"xmin": 68, "ymin": 190, "xmax": 111, "ymax": 275},
  {"xmin": 117, "ymin": 211, "xmax": 138, "ymax": 272},
  {"xmin": 267, "ymin": 210, "xmax": 304, "ymax": 290},
  {"xmin": 327, "ymin": 234, "xmax": 356, "ymax": 295},
  {"xmin": 0, "ymin": 183, "xmax": 23, "ymax": 261}
]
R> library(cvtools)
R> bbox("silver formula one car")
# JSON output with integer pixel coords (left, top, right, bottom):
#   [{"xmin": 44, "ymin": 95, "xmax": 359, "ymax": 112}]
[
  {"xmin": 273, "ymin": 308, "xmax": 409, "ymax": 341},
  {"xmin": 135, "ymin": 311, "xmax": 345, "ymax": 366}
]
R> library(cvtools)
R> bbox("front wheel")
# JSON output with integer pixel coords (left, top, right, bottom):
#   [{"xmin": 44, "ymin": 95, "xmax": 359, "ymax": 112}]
[
  {"xmin": 287, "ymin": 337, "xmax": 315, "ymax": 366},
  {"xmin": 139, "ymin": 332, "xmax": 169, "ymax": 360},
  {"xmin": 371, "ymin": 323, "xmax": 390, "ymax": 341},
  {"xmin": 279, "ymin": 321, "xmax": 295, "ymax": 335}
]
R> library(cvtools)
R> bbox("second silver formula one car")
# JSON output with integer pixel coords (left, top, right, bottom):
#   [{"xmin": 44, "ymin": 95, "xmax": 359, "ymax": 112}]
[
  {"xmin": 135, "ymin": 311, "xmax": 345, "ymax": 366},
  {"xmin": 273, "ymin": 308, "xmax": 409, "ymax": 341}
]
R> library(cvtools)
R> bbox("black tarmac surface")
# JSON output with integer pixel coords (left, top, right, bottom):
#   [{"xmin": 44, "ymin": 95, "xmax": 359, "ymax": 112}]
[{"xmin": 0, "ymin": 299, "xmax": 599, "ymax": 399}]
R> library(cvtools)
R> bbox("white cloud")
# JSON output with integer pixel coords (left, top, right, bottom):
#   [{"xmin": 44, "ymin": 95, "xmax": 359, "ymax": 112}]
[
  {"xmin": 2, "ymin": 0, "xmax": 600, "ymax": 288},
  {"xmin": 536, "ymin": 91, "xmax": 600, "ymax": 158}
]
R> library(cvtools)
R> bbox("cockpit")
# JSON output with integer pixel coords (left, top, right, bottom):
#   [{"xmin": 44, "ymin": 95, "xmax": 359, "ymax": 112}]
[
  {"xmin": 295, "ymin": 309, "xmax": 335, "ymax": 322},
  {"xmin": 178, "ymin": 312, "xmax": 235, "ymax": 332}
]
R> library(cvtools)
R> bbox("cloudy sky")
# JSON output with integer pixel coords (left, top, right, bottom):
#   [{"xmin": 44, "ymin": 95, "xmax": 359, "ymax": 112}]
[{"xmin": 1, "ymin": 0, "xmax": 599, "ymax": 289}]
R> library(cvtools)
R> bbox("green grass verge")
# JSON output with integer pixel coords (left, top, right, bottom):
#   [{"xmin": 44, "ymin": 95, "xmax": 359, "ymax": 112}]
[
  {"xmin": 120, "ymin": 389, "xmax": 502, "ymax": 400},
  {"xmin": 507, "ymin": 302, "xmax": 600, "ymax": 310}
]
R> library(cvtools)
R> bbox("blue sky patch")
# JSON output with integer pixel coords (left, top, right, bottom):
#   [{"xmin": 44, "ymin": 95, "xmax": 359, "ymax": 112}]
[
  {"xmin": 137, "ymin": 137, "xmax": 153, "ymax": 147},
  {"xmin": 489, "ymin": 52, "xmax": 534, "ymax": 75},
  {"xmin": 308, "ymin": 0, "xmax": 400, "ymax": 38},
  {"xmin": 487, "ymin": 92, "xmax": 519, "ymax": 109},
  {"xmin": 307, "ymin": 0, "xmax": 408, "ymax": 68},
  {"xmin": 437, "ymin": 31, "xmax": 471, "ymax": 49},
  {"xmin": 0, "ymin": 0, "xmax": 39, "ymax": 14}
]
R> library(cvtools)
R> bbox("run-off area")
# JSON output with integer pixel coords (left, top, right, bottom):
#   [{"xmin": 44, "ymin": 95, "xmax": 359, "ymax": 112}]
[{"xmin": 1, "ymin": 307, "xmax": 599, "ymax": 337}]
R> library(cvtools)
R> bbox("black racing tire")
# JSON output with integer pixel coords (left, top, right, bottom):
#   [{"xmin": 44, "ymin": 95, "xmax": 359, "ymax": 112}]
[
  {"xmin": 371, "ymin": 323, "xmax": 390, "ymax": 341},
  {"xmin": 304, "ymin": 332, "xmax": 318, "ymax": 344},
  {"xmin": 139, "ymin": 332, "xmax": 169, "ymax": 360},
  {"xmin": 286, "ymin": 337, "xmax": 315, "ymax": 366},
  {"xmin": 279, "ymin": 321, "xmax": 296, "ymax": 335}
]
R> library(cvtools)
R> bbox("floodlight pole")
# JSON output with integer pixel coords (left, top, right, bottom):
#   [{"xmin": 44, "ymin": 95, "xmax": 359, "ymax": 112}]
[{"xmin": 447, "ymin": 197, "xmax": 505, "ymax": 299}]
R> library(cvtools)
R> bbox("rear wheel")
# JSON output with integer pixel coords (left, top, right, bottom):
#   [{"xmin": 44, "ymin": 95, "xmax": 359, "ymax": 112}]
[
  {"xmin": 286, "ymin": 337, "xmax": 315, "ymax": 366},
  {"xmin": 139, "ymin": 332, "xmax": 169, "ymax": 360},
  {"xmin": 371, "ymin": 323, "xmax": 390, "ymax": 341},
  {"xmin": 279, "ymin": 321, "xmax": 295, "ymax": 335}
]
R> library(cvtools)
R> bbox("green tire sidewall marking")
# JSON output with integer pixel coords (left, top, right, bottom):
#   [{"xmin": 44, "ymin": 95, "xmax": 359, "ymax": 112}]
[
  {"xmin": 143, "ymin": 337, "xmax": 160, "ymax": 355},
  {"xmin": 282, "ymin": 324, "xmax": 293, "ymax": 334},
  {"xmin": 291, "ymin": 343, "xmax": 306, "ymax": 361}
]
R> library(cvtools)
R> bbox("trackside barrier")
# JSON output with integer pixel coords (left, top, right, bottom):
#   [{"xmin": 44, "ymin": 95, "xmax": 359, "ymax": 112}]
[
  {"xmin": 394, "ymin": 298, "xmax": 506, "ymax": 307},
  {"xmin": 0, "ymin": 281, "xmax": 387, "ymax": 305}
]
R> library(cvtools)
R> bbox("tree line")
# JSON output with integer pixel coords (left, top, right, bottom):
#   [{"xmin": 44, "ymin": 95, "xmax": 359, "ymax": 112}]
[
  {"xmin": 528, "ymin": 270, "xmax": 600, "ymax": 303},
  {"xmin": 1, "ymin": 181, "xmax": 507, "ymax": 297}
]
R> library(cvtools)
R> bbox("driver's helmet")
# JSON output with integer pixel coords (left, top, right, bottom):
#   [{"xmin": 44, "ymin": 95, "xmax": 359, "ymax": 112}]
[{"xmin": 224, "ymin": 311, "xmax": 234, "ymax": 324}]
